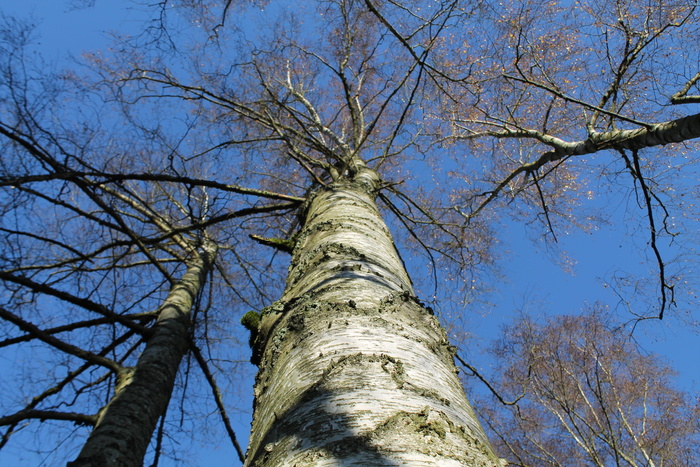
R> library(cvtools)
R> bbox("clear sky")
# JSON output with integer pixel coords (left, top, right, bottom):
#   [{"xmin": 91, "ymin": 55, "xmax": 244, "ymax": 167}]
[{"xmin": 1, "ymin": 1, "xmax": 698, "ymax": 465}]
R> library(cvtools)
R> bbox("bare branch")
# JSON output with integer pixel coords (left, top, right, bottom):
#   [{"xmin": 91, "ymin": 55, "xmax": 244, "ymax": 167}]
[
  {"xmin": 0, "ymin": 410, "xmax": 96, "ymax": 427},
  {"xmin": 456, "ymin": 353, "xmax": 525, "ymax": 406},
  {"xmin": 0, "ymin": 306, "xmax": 123, "ymax": 373},
  {"xmin": 618, "ymin": 149, "xmax": 676, "ymax": 319},
  {"xmin": 190, "ymin": 344, "xmax": 246, "ymax": 464},
  {"xmin": 671, "ymin": 71, "xmax": 700, "ymax": 104},
  {"xmin": 0, "ymin": 312, "xmax": 155, "ymax": 348},
  {"xmin": 0, "ymin": 271, "xmax": 149, "ymax": 334}
]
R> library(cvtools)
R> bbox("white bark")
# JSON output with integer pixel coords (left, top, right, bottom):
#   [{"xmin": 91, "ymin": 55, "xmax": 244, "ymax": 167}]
[
  {"xmin": 246, "ymin": 168, "xmax": 502, "ymax": 466},
  {"xmin": 69, "ymin": 245, "xmax": 216, "ymax": 467},
  {"xmin": 550, "ymin": 112, "xmax": 700, "ymax": 156}
]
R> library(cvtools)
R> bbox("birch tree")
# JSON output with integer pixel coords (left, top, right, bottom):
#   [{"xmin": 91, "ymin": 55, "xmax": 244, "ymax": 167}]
[
  {"xmin": 0, "ymin": 16, "xmax": 290, "ymax": 464},
  {"xmin": 476, "ymin": 308, "xmax": 700, "ymax": 466},
  {"xmin": 1, "ymin": 0, "xmax": 699, "ymax": 465}
]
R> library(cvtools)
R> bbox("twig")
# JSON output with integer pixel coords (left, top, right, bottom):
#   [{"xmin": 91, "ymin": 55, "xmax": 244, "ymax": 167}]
[{"xmin": 456, "ymin": 353, "xmax": 524, "ymax": 406}]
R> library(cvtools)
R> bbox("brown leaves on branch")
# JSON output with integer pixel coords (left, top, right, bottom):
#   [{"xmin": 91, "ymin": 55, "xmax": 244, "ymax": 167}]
[{"xmin": 476, "ymin": 308, "xmax": 700, "ymax": 466}]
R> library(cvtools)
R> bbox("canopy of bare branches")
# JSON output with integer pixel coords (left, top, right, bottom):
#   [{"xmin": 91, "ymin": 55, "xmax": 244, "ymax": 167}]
[{"xmin": 1, "ymin": 0, "xmax": 699, "ymax": 464}]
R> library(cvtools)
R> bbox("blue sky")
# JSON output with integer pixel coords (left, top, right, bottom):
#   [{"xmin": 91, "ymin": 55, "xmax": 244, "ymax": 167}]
[{"xmin": 1, "ymin": 1, "xmax": 698, "ymax": 465}]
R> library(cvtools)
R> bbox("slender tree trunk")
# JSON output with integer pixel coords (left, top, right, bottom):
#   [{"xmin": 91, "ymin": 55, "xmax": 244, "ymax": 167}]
[
  {"xmin": 246, "ymin": 167, "xmax": 502, "ymax": 466},
  {"xmin": 69, "ymin": 244, "xmax": 216, "ymax": 467}
]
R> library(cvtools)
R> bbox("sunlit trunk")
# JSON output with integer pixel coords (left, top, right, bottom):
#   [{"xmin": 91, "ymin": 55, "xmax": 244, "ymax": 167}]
[
  {"xmin": 69, "ymin": 245, "xmax": 216, "ymax": 467},
  {"xmin": 246, "ymin": 167, "xmax": 501, "ymax": 466}
]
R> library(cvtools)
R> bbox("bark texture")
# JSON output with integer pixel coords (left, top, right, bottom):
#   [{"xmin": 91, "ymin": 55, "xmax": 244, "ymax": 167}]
[
  {"xmin": 69, "ymin": 245, "xmax": 216, "ymax": 467},
  {"xmin": 246, "ymin": 167, "xmax": 502, "ymax": 466},
  {"xmin": 550, "ymin": 112, "xmax": 700, "ymax": 156}
]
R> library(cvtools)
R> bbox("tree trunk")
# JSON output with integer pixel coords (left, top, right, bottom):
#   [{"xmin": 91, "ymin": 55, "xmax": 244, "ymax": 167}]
[
  {"xmin": 69, "ymin": 245, "xmax": 216, "ymax": 467},
  {"xmin": 246, "ymin": 167, "xmax": 502, "ymax": 466}
]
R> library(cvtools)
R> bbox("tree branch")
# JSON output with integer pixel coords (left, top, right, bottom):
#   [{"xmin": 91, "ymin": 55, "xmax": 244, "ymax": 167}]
[
  {"xmin": 0, "ymin": 271, "xmax": 149, "ymax": 334},
  {"xmin": 190, "ymin": 344, "xmax": 246, "ymax": 464},
  {"xmin": 456, "ymin": 353, "xmax": 525, "ymax": 406},
  {"xmin": 0, "ymin": 409, "xmax": 96, "ymax": 427},
  {"xmin": 0, "ymin": 306, "xmax": 123, "ymax": 373},
  {"xmin": 671, "ymin": 71, "xmax": 700, "ymax": 104}
]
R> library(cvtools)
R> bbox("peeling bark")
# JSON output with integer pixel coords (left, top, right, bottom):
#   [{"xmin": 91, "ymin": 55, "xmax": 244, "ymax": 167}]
[
  {"xmin": 246, "ymin": 167, "xmax": 502, "ymax": 466},
  {"xmin": 68, "ymin": 245, "xmax": 216, "ymax": 467}
]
